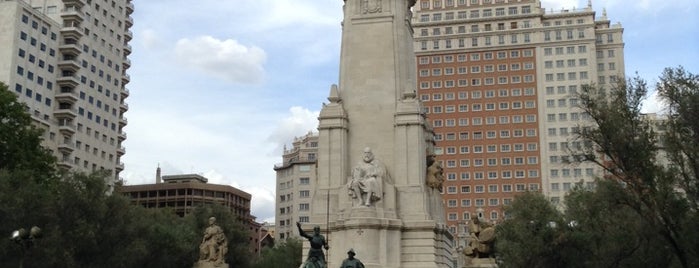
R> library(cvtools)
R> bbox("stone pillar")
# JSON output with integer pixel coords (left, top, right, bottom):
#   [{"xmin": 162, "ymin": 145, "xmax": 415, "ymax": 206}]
[{"xmin": 307, "ymin": 1, "xmax": 454, "ymax": 267}]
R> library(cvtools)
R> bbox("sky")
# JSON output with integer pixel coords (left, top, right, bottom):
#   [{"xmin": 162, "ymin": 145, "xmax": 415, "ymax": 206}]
[{"xmin": 120, "ymin": 0, "xmax": 699, "ymax": 223}]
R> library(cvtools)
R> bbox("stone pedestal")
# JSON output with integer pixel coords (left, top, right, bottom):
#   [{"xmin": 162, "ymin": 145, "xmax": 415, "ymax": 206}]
[
  {"xmin": 193, "ymin": 261, "xmax": 229, "ymax": 268},
  {"xmin": 463, "ymin": 258, "xmax": 497, "ymax": 268}
]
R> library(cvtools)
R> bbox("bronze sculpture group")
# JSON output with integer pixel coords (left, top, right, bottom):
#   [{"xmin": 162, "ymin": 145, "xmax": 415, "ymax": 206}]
[{"xmin": 297, "ymin": 222, "xmax": 365, "ymax": 268}]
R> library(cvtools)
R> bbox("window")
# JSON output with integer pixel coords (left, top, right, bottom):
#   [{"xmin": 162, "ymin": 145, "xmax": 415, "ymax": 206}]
[
  {"xmin": 448, "ymin": 199, "xmax": 457, "ymax": 207},
  {"xmin": 461, "ymin": 172, "xmax": 470, "ymax": 180},
  {"xmin": 461, "ymin": 199, "xmax": 471, "ymax": 207},
  {"xmin": 503, "ymin": 185, "xmax": 512, "ymax": 192},
  {"xmin": 447, "ymin": 186, "xmax": 457, "ymax": 194}
]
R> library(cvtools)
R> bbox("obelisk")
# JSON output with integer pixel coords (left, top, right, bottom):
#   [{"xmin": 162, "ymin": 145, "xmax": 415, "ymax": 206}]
[{"xmin": 307, "ymin": 1, "xmax": 454, "ymax": 268}]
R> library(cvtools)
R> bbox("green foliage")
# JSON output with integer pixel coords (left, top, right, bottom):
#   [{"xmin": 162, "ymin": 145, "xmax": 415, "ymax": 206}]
[
  {"xmin": 496, "ymin": 67, "xmax": 698, "ymax": 268},
  {"xmin": 187, "ymin": 204, "xmax": 253, "ymax": 268},
  {"xmin": 1, "ymin": 171, "xmax": 254, "ymax": 268},
  {"xmin": 565, "ymin": 180, "xmax": 676, "ymax": 268},
  {"xmin": 251, "ymin": 238, "xmax": 302, "ymax": 268},
  {"xmin": 0, "ymin": 84, "xmax": 254, "ymax": 267},
  {"xmin": 495, "ymin": 192, "xmax": 574, "ymax": 268},
  {"xmin": 575, "ymin": 67, "xmax": 698, "ymax": 267},
  {"xmin": 0, "ymin": 82, "xmax": 56, "ymax": 178}
]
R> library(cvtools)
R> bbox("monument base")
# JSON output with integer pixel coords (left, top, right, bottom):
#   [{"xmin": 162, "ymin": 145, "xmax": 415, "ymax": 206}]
[
  {"xmin": 462, "ymin": 257, "xmax": 497, "ymax": 268},
  {"xmin": 319, "ymin": 213, "xmax": 453, "ymax": 268},
  {"xmin": 193, "ymin": 261, "xmax": 229, "ymax": 268}
]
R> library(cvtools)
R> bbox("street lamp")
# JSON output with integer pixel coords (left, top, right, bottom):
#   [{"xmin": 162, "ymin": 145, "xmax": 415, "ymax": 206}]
[{"xmin": 10, "ymin": 226, "xmax": 41, "ymax": 268}]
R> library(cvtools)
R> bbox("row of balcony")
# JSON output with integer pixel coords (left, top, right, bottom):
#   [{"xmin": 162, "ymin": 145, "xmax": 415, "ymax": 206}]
[
  {"xmin": 119, "ymin": 102, "xmax": 129, "ymax": 112},
  {"xmin": 58, "ymin": 119, "xmax": 76, "ymax": 135},
  {"xmin": 118, "ymin": 116, "xmax": 128, "ymax": 126},
  {"xmin": 61, "ymin": 6, "xmax": 84, "ymax": 22},
  {"xmin": 126, "ymin": 1, "xmax": 134, "ymax": 15},
  {"xmin": 117, "ymin": 146, "xmax": 126, "ymax": 156},
  {"xmin": 57, "ymin": 141, "xmax": 75, "ymax": 154},
  {"xmin": 120, "ymin": 88, "xmax": 130, "ymax": 99},
  {"xmin": 54, "ymin": 106, "xmax": 77, "ymax": 119},
  {"xmin": 55, "ymin": 87, "xmax": 78, "ymax": 104},
  {"xmin": 118, "ymin": 131, "xmax": 127, "ymax": 141},
  {"xmin": 58, "ymin": 160, "xmax": 125, "ymax": 171},
  {"xmin": 123, "ymin": 44, "xmax": 132, "ymax": 55},
  {"xmin": 58, "ymin": 57, "xmax": 80, "ymax": 72},
  {"xmin": 59, "ymin": 40, "xmax": 81, "ymax": 56},
  {"xmin": 62, "ymin": 0, "xmax": 86, "ymax": 8},
  {"xmin": 56, "ymin": 73, "xmax": 79, "ymax": 87}
]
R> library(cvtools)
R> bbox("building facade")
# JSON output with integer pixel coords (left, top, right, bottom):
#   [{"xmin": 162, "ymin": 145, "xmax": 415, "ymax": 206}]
[
  {"xmin": 273, "ymin": 132, "xmax": 318, "ymax": 242},
  {"xmin": 413, "ymin": 0, "xmax": 625, "ymax": 234},
  {"xmin": 0, "ymin": 0, "xmax": 133, "ymax": 187},
  {"xmin": 118, "ymin": 172, "xmax": 267, "ymax": 254},
  {"xmin": 119, "ymin": 173, "xmax": 253, "ymax": 220}
]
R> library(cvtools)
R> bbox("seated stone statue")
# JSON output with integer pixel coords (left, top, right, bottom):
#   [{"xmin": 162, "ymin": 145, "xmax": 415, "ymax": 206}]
[
  {"xmin": 197, "ymin": 217, "xmax": 228, "ymax": 267},
  {"xmin": 426, "ymin": 154, "xmax": 444, "ymax": 191},
  {"xmin": 347, "ymin": 147, "xmax": 387, "ymax": 207},
  {"xmin": 463, "ymin": 212, "xmax": 495, "ymax": 259}
]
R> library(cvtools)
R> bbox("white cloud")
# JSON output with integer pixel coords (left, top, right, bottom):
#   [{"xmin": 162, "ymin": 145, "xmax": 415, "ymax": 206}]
[
  {"xmin": 641, "ymin": 90, "xmax": 665, "ymax": 114},
  {"xmin": 243, "ymin": 186, "xmax": 276, "ymax": 222},
  {"xmin": 174, "ymin": 36, "xmax": 267, "ymax": 84},
  {"xmin": 140, "ymin": 29, "xmax": 161, "ymax": 50},
  {"xmin": 540, "ymin": 0, "xmax": 582, "ymax": 12},
  {"xmin": 264, "ymin": 0, "xmax": 341, "ymax": 29},
  {"xmin": 266, "ymin": 106, "xmax": 320, "ymax": 155}
]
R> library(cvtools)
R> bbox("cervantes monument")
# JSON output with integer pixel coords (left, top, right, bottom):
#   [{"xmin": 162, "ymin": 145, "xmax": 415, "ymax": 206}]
[{"xmin": 305, "ymin": 0, "xmax": 454, "ymax": 267}]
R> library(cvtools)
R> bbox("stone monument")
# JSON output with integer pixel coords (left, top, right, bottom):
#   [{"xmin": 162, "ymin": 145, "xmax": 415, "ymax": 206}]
[
  {"xmin": 305, "ymin": 1, "xmax": 454, "ymax": 267},
  {"xmin": 461, "ymin": 209, "xmax": 497, "ymax": 268},
  {"xmin": 194, "ymin": 217, "xmax": 229, "ymax": 268}
]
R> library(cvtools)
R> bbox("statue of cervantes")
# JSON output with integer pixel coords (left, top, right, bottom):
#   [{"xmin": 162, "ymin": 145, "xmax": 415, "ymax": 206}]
[{"xmin": 347, "ymin": 147, "xmax": 388, "ymax": 207}]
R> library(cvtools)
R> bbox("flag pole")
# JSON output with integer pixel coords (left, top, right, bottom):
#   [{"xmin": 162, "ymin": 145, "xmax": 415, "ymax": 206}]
[{"xmin": 326, "ymin": 188, "xmax": 330, "ymax": 263}]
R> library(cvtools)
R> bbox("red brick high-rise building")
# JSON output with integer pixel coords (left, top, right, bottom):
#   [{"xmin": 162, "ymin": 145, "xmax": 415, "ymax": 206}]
[{"xmin": 413, "ymin": 0, "xmax": 625, "ymax": 235}]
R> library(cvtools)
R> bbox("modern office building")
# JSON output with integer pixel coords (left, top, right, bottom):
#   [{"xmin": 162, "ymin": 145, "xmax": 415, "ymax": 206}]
[
  {"xmin": 119, "ymin": 173, "xmax": 253, "ymax": 220},
  {"xmin": 0, "ymin": 0, "xmax": 133, "ymax": 187},
  {"xmin": 412, "ymin": 0, "xmax": 625, "ymax": 233},
  {"xmin": 273, "ymin": 132, "xmax": 318, "ymax": 242},
  {"xmin": 118, "ymin": 170, "xmax": 265, "ymax": 253}
]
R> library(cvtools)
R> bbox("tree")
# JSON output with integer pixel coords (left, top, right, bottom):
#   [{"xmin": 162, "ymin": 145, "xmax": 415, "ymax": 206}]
[
  {"xmin": 187, "ymin": 204, "xmax": 253, "ymax": 268},
  {"xmin": 0, "ymin": 82, "xmax": 56, "ymax": 177},
  {"xmin": 573, "ymin": 67, "xmax": 698, "ymax": 267},
  {"xmin": 495, "ymin": 192, "xmax": 574, "ymax": 268},
  {"xmin": 0, "ymin": 82, "xmax": 58, "ymax": 267},
  {"xmin": 496, "ymin": 67, "xmax": 698, "ymax": 268},
  {"xmin": 1, "ymin": 82, "xmax": 256, "ymax": 267},
  {"xmin": 251, "ymin": 237, "xmax": 302, "ymax": 268},
  {"xmin": 564, "ymin": 181, "xmax": 675, "ymax": 268}
]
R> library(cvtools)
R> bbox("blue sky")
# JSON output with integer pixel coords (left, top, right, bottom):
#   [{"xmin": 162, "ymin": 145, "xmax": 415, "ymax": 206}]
[{"xmin": 121, "ymin": 0, "xmax": 699, "ymax": 222}]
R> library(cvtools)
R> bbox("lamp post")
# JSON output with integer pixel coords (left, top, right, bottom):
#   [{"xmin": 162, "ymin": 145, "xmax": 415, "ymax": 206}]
[{"xmin": 10, "ymin": 226, "xmax": 42, "ymax": 268}]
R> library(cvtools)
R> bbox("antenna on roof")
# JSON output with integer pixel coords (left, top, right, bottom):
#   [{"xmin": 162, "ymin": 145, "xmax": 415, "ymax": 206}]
[{"xmin": 156, "ymin": 163, "xmax": 162, "ymax": 184}]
